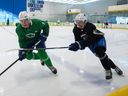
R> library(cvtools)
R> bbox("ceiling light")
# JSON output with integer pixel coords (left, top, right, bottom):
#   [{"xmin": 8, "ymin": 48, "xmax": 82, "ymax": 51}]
[{"xmin": 44, "ymin": 0, "xmax": 101, "ymax": 4}]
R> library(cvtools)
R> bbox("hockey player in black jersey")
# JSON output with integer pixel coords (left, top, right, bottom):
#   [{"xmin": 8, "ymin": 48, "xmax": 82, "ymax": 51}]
[{"xmin": 68, "ymin": 13, "xmax": 123, "ymax": 80}]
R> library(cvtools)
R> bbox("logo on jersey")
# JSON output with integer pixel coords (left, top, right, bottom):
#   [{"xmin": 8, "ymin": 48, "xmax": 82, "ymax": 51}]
[{"xmin": 26, "ymin": 33, "xmax": 35, "ymax": 38}]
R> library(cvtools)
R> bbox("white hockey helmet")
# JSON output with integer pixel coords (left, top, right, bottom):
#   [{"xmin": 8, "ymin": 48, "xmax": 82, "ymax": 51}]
[
  {"xmin": 19, "ymin": 11, "xmax": 30, "ymax": 21},
  {"xmin": 74, "ymin": 13, "xmax": 87, "ymax": 22}
]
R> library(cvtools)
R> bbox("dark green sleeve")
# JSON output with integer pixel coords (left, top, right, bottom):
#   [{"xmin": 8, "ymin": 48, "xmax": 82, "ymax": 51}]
[
  {"xmin": 16, "ymin": 27, "xmax": 27, "ymax": 48},
  {"xmin": 41, "ymin": 21, "xmax": 49, "ymax": 37},
  {"xmin": 15, "ymin": 22, "xmax": 20, "ymax": 27}
]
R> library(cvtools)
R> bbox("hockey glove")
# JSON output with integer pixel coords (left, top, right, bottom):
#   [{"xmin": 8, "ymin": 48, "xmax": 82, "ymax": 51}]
[
  {"xmin": 39, "ymin": 33, "xmax": 47, "ymax": 43},
  {"xmin": 18, "ymin": 50, "xmax": 26, "ymax": 61},
  {"xmin": 68, "ymin": 42, "xmax": 80, "ymax": 51}
]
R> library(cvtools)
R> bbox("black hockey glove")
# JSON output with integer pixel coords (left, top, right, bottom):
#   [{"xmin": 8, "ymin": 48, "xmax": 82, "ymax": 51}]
[
  {"xmin": 18, "ymin": 50, "xmax": 26, "ymax": 61},
  {"xmin": 68, "ymin": 42, "xmax": 80, "ymax": 51},
  {"xmin": 34, "ymin": 33, "xmax": 47, "ymax": 48},
  {"xmin": 39, "ymin": 33, "xmax": 47, "ymax": 43}
]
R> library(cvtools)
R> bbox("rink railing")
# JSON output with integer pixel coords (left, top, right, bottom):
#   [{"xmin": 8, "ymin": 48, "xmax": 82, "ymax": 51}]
[{"xmin": 0, "ymin": 22, "xmax": 128, "ymax": 30}]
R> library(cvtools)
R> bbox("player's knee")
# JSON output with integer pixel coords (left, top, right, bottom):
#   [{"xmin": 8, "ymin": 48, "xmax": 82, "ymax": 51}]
[
  {"xmin": 97, "ymin": 53, "xmax": 107, "ymax": 60},
  {"xmin": 42, "ymin": 57, "xmax": 49, "ymax": 62},
  {"xmin": 40, "ymin": 54, "xmax": 49, "ymax": 61},
  {"xmin": 26, "ymin": 52, "xmax": 33, "ymax": 60},
  {"xmin": 26, "ymin": 55, "xmax": 33, "ymax": 60},
  {"xmin": 95, "ymin": 47, "xmax": 106, "ymax": 59}
]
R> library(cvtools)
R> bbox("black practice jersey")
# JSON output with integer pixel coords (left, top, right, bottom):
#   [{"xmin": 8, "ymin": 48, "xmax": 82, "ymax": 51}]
[{"xmin": 73, "ymin": 22, "xmax": 104, "ymax": 46}]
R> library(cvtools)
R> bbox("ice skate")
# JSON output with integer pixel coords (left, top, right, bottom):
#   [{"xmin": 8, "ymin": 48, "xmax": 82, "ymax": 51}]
[
  {"xmin": 41, "ymin": 61, "xmax": 45, "ymax": 66},
  {"xmin": 105, "ymin": 70, "xmax": 112, "ymax": 80},
  {"xmin": 49, "ymin": 66, "xmax": 57, "ymax": 74},
  {"xmin": 114, "ymin": 66, "xmax": 123, "ymax": 75}
]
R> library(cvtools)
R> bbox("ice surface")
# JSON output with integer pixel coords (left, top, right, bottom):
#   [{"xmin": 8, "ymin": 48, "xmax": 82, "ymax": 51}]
[{"xmin": 0, "ymin": 26, "xmax": 128, "ymax": 96}]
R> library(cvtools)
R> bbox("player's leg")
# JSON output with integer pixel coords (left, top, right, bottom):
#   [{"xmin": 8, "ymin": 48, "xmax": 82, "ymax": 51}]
[
  {"xmin": 89, "ymin": 37, "xmax": 112, "ymax": 80},
  {"xmin": 25, "ymin": 49, "xmax": 57, "ymax": 74},
  {"xmin": 90, "ymin": 37, "xmax": 123, "ymax": 80},
  {"xmin": 36, "ymin": 42, "xmax": 57, "ymax": 74},
  {"xmin": 38, "ymin": 49, "xmax": 57, "ymax": 74},
  {"xmin": 95, "ymin": 47, "xmax": 113, "ymax": 80},
  {"xmin": 26, "ymin": 51, "xmax": 45, "ymax": 65}
]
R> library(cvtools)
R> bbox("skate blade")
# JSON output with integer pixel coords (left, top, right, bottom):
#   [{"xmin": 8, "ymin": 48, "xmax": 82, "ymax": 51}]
[{"xmin": 106, "ymin": 78, "xmax": 113, "ymax": 82}]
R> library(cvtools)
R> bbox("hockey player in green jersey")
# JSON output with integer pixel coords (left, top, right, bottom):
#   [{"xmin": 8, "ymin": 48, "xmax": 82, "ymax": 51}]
[{"xmin": 16, "ymin": 11, "xmax": 57, "ymax": 74}]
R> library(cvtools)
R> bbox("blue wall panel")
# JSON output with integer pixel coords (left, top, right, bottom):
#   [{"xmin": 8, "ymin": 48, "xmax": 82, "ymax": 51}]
[
  {"xmin": 0, "ymin": 0, "xmax": 26, "ymax": 23},
  {"xmin": 13, "ymin": 0, "xmax": 26, "ymax": 16}
]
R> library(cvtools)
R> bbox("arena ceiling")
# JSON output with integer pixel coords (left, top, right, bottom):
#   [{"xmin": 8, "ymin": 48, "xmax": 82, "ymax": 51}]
[{"xmin": 44, "ymin": 0, "xmax": 101, "ymax": 4}]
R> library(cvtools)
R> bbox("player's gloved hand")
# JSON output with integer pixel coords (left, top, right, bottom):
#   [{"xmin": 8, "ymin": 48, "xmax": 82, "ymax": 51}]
[
  {"xmin": 68, "ymin": 42, "xmax": 80, "ymax": 51},
  {"xmin": 39, "ymin": 33, "xmax": 47, "ymax": 42},
  {"xmin": 18, "ymin": 50, "xmax": 26, "ymax": 61}
]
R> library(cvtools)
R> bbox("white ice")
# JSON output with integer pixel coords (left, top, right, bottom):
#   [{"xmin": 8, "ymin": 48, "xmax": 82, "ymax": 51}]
[{"xmin": 0, "ymin": 26, "xmax": 128, "ymax": 96}]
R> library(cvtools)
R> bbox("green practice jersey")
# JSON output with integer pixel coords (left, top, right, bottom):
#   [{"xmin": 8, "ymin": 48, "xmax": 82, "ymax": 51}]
[{"xmin": 16, "ymin": 19, "xmax": 49, "ymax": 48}]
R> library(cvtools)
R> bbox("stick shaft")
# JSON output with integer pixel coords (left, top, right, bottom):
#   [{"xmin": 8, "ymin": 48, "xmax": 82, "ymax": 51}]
[
  {"xmin": 7, "ymin": 46, "xmax": 69, "ymax": 52},
  {"xmin": 0, "ymin": 58, "xmax": 19, "ymax": 76}
]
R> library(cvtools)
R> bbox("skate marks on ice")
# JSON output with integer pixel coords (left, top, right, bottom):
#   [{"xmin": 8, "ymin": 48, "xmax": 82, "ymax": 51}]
[
  {"xmin": 49, "ymin": 52, "xmax": 128, "ymax": 94},
  {"xmin": 49, "ymin": 52, "xmax": 116, "ymax": 86},
  {"xmin": 0, "ymin": 60, "xmax": 59, "ymax": 96},
  {"xmin": 14, "ymin": 60, "xmax": 58, "ymax": 85},
  {"xmin": 0, "ymin": 87, "xmax": 4, "ymax": 96}
]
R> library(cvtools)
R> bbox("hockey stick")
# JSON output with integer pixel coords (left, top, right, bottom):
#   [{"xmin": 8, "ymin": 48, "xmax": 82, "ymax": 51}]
[
  {"xmin": 0, "ymin": 58, "xmax": 19, "ymax": 76},
  {"xmin": 6, "ymin": 46, "xmax": 69, "ymax": 52}
]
